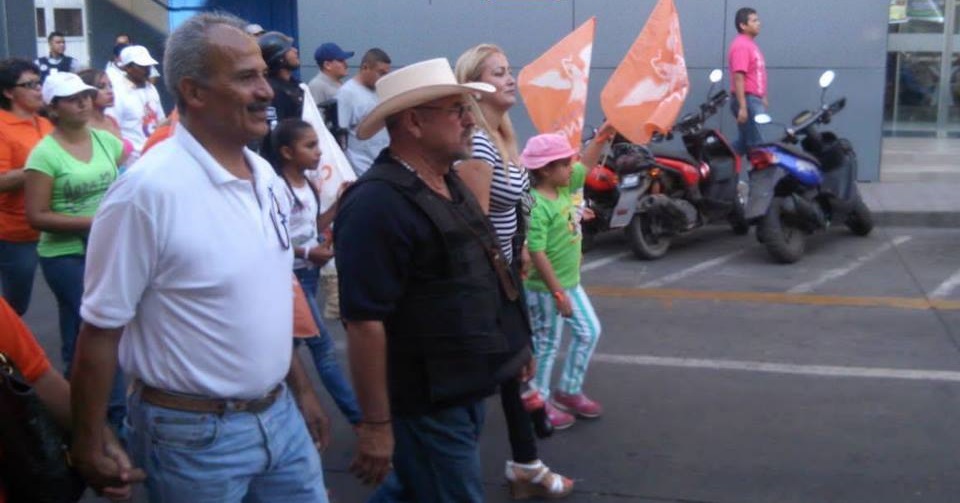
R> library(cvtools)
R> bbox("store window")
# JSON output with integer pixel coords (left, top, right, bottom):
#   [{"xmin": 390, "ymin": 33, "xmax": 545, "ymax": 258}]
[
  {"xmin": 53, "ymin": 9, "xmax": 83, "ymax": 37},
  {"xmin": 35, "ymin": 8, "xmax": 46, "ymax": 37},
  {"xmin": 886, "ymin": 0, "xmax": 958, "ymax": 136}
]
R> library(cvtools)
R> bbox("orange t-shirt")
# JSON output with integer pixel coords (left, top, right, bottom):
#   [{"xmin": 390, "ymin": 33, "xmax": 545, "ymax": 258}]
[
  {"xmin": 0, "ymin": 297, "xmax": 50, "ymax": 383},
  {"xmin": 0, "ymin": 109, "xmax": 53, "ymax": 242},
  {"xmin": 141, "ymin": 109, "xmax": 179, "ymax": 155},
  {"xmin": 293, "ymin": 275, "xmax": 319, "ymax": 338}
]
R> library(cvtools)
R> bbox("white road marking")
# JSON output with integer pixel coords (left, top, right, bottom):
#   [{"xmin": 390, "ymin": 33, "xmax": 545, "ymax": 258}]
[
  {"xmin": 930, "ymin": 266, "xmax": 960, "ymax": 299},
  {"xmin": 787, "ymin": 236, "xmax": 912, "ymax": 294},
  {"xmin": 591, "ymin": 352, "xmax": 960, "ymax": 383},
  {"xmin": 581, "ymin": 251, "xmax": 632, "ymax": 272},
  {"xmin": 638, "ymin": 250, "xmax": 746, "ymax": 288}
]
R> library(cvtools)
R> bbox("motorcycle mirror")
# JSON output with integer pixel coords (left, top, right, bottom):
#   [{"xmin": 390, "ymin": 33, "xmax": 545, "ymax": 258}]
[
  {"xmin": 819, "ymin": 70, "xmax": 835, "ymax": 89},
  {"xmin": 708, "ymin": 69, "xmax": 723, "ymax": 83},
  {"xmin": 754, "ymin": 114, "xmax": 773, "ymax": 125}
]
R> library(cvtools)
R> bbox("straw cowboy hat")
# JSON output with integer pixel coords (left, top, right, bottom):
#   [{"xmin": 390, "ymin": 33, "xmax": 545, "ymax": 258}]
[{"xmin": 356, "ymin": 58, "xmax": 495, "ymax": 140}]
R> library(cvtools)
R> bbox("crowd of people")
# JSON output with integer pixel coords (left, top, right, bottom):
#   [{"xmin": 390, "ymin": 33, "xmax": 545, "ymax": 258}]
[{"xmin": 0, "ymin": 6, "xmax": 767, "ymax": 503}]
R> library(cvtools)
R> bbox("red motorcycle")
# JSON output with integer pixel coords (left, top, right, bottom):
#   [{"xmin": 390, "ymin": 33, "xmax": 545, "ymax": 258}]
[{"xmin": 583, "ymin": 70, "xmax": 748, "ymax": 259}]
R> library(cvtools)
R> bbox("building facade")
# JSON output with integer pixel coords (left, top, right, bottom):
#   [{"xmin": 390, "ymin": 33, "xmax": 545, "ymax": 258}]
[{"xmin": 2, "ymin": 1, "xmax": 942, "ymax": 181}]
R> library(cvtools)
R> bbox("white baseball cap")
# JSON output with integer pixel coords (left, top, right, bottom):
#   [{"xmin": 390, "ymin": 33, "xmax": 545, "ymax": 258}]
[
  {"xmin": 41, "ymin": 72, "xmax": 96, "ymax": 105},
  {"xmin": 119, "ymin": 45, "xmax": 159, "ymax": 67}
]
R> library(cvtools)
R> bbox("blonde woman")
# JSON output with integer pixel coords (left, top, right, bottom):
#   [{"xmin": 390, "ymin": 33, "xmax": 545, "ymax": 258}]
[{"xmin": 456, "ymin": 44, "xmax": 574, "ymax": 500}]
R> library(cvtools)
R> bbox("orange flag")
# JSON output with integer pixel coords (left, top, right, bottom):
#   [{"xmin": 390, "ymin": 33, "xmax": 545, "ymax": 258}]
[
  {"xmin": 601, "ymin": 0, "xmax": 688, "ymax": 145},
  {"xmin": 518, "ymin": 17, "xmax": 595, "ymax": 147}
]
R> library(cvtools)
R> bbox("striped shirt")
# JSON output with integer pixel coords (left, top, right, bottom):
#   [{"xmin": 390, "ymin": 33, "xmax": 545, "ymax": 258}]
[{"xmin": 469, "ymin": 130, "xmax": 529, "ymax": 264}]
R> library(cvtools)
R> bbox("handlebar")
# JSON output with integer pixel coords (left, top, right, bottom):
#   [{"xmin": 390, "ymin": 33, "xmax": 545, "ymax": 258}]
[
  {"xmin": 783, "ymin": 97, "xmax": 846, "ymax": 142},
  {"xmin": 674, "ymin": 90, "xmax": 729, "ymax": 134}
]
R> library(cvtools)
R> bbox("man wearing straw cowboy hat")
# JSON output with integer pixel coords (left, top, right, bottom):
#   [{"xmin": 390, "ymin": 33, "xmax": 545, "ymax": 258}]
[{"xmin": 335, "ymin": 58, "xmax": 534, "ymax": 502}]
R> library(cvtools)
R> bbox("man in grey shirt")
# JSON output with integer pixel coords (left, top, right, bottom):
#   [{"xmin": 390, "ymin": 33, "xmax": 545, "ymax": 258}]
[
  {"xmin": 336, "ymin": 48, "xmax": 392, "ymax": 176},
  {"xmin": 308, "ymin": 42, "xmax": 354, "ymax": 104}
]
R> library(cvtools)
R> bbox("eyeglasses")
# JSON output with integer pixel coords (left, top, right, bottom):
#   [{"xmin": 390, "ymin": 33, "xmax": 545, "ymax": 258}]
[
  {"xmin": 267, "ymin": 187, "xmax": 290, "ymax": 250},
  {"xmin": 415, "ymin": 104, "xmax": 470, "ymax": 120},
  {"xmin": 14, "ymin": 80, "xmax": 42, "ymax": 90}
]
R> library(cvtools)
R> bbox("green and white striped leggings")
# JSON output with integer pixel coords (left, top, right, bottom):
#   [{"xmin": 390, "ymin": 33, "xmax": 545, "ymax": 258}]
[{"xmin": 525, "ymin": 284, "xmax": 602, "ymax": 400}]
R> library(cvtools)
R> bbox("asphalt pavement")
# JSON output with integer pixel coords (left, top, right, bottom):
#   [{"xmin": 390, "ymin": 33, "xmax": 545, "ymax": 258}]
[
  {"xmin": 23, "ymin": 137, "xmax": 960, "ymax": 503},
  {"xmin": 31, "ymin": 220, "xmax": 960, "ymax": 503}
]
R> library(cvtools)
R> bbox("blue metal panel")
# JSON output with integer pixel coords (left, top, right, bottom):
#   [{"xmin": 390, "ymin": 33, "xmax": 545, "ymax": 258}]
[
  {"xmin": 167, "ymin": 0, "xmax": 298, "ymax": 44},
  {"xmin": 296, "ymin": 0, "xmax": 888, "ymax": 181}
]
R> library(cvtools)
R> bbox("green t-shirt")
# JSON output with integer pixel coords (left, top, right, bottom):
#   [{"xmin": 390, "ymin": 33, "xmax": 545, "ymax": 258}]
[
  {"xmin": 25, "ymin": 129, "xmax": 121, "ymax": 257},
  {"xmin": 524, "ymin": 162, "xmax": 587, "ymax": 292}
]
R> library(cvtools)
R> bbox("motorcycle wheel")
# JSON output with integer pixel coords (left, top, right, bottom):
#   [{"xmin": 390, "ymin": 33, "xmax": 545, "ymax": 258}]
[
  {"xmin": 758, "ymin": 197, "xmax": 806, "ymax": 264},
  {"xmin": 845, "ymin": 198, "xmax": 874, "ymax": 236},
  {"xmin": 627, "ymin": 212, "xmax": 671, "ymax": 260}
]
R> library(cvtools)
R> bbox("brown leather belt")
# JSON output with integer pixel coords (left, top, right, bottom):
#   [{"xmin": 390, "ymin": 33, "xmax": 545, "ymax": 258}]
[{"xmin": 139, "ymin": 383, "xmax": 283, "ymax": 415}]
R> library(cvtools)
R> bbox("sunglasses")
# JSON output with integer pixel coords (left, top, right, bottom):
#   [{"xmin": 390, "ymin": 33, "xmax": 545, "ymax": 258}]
[
  {"xmin": 267, "ymin": 187, "xmax": 290, "ymax": 250},
  {"xmin": 14, "ymin": 80, "xmax": 42, "ymax": 90},
  {"xmin": 415, "ymin": 104, "xmax": 470, "ymax": 120}
]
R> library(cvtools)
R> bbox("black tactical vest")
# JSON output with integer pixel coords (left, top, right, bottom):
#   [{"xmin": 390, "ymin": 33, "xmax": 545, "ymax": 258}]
[{"xmin": 356, "ymin": 159, "xmax": 522, "ymax": 401}]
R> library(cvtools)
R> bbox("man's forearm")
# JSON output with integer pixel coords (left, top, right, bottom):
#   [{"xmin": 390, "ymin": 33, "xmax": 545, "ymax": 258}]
[
  {"xmin": 70, "ymin": 323, "xmax": 123, "ymax": 450},
  {"xmin": 734, "ymin": 73, "xmax": 747, "ymax": 107},
  {"xmin": 0, "ymin": 169, "xmax": 25, "ymax": 192},
  {"xmin": 286, "ymin": 347, "xmax": 315, "ymax": 398},
  {"xmin": 345, "ymin": 320, "xmax": 390, "ymax": 422}
]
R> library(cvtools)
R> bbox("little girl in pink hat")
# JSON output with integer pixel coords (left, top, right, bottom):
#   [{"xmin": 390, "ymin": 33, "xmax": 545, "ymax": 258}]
[{"xmin": 520, "ymin": 132, "xmax": 604, "ymax": 429}]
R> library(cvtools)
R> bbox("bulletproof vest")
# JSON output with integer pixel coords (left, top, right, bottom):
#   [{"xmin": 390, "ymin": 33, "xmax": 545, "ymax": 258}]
[
  {"xmin": 358, "ymin": 160, "xmax": 512, "ymax": 359},
  {"xmin": 35, "ymin": 56, "xmax": 74, "ymax": 82}
]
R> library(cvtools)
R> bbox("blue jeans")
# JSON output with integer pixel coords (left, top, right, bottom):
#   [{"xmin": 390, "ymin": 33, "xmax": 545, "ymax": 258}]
[
  {"xmin": 0, "ymin": 239, "xmax": 38, "ymax": 315},
  {"xmin": 126, "ymin": 384, "xmax": 328, "ymax": 503},
  {"xmin": 40, "ymin": 254, "xmax": 126, "ymax": 430},
  {"xmin": 294, "ymin": 267, "xmax": 362, "ymax": 424},
  {"xmin": 369, "ymin": 401, "xmax": 486, "ymax": 503},
  {"xmin": 730, "ymin": 94, "xmax": 767, "ymax": 155}
]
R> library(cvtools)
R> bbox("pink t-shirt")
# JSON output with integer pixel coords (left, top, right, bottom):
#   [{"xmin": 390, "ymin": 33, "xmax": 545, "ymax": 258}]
[{"xmin": 728, "ymin": 33, "xmax": 767, "ymax": 98}]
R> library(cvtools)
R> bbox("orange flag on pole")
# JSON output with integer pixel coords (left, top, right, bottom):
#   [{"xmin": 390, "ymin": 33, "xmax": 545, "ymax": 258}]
[
  {"xmin": 518, "ymin": 17, "xmax": 595, "ymax": 147},
  {"xmin": 601, "ymin": 0, "xmax": 688, "ymax": 145}
]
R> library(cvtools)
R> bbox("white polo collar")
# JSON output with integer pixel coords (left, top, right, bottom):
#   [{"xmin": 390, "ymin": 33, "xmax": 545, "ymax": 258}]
[{"xmin": 172, "ymin": 123, "xmax": 273, "ymax": 190}]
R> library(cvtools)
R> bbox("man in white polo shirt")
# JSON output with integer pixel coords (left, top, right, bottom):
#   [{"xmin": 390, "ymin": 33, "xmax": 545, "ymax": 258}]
[{"xmin": 69, "ymin": 12, "xmax": 330, "ymax": 502}]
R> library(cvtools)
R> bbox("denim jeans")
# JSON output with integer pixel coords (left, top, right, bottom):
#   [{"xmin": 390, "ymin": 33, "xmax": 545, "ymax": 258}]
[
  {"xmin": 126, "ymin": 384, "xmax": 328, "ymax": 503},
  {"xmin": 368, "ymin": 401, "xmax": 486, "ymax": 503},
  {"xmin": 0, "ymin": 239, "xmax": 38, "ymax": 315},
  {"xmin": 294, "ymin": 267, "xmax": 362, "ymax": 424},
  {"xmin": 730, "ymin": 94, "xmax": 767, "ymax": 155},
  {"xmin": 40, "ymin": 254, "xmax": 126, "ymax": 430}
]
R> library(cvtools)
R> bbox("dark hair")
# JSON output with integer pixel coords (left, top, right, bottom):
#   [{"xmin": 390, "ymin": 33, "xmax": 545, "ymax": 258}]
[
  {"xmin": 270, "ymin": 118, "xmax": 319, "ymax": 209},
  {"xmin": 113, "ymin": 42, "xmax": 130, "ymax": 58},
  {"xmin": 735, "ymin": 7, "xmax": 757, "ymax": 33},
  {"xmin": 0, "ymin": 58, "xmax": 41, "ymax": 110},
  {"xmin": 48, "ymin": 31, "xmax": 65, "ymax": 41},
  {"xmin": 361, "ymin": 48, "xmax": 391, "ymax": 68}
]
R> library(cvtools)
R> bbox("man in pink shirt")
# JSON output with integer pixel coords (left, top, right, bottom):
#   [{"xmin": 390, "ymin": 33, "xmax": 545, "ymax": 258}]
[{"xmin": 728, "ymin": 7, "xmax": 767, "ymax": 155}]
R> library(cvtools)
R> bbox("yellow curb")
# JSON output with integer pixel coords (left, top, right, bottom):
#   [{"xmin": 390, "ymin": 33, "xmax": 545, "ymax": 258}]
[{"xmin": 584, "ymin": 286, "xmax": 960, "ymax": 311}]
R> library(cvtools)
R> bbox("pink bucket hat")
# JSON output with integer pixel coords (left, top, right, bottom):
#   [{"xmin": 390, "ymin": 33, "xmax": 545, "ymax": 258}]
[{"xmin": 520, "ymin": 133, "xmax": 578, "ymax": 170}]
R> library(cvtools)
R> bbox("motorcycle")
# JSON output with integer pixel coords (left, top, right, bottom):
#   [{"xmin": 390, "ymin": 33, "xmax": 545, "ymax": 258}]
[
  {"xmin": 583, "ymin": 69, "xmax": 747, "ymax": 259},
  {"xmin": 744, "ymin": 70, "xmax": 873, "ymax": 264}
]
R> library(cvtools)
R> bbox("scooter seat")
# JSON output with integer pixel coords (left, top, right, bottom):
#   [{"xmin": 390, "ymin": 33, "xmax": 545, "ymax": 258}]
[
  {"xmin": 648, "ymin": 144, "xmax": 699, "ymax": 167},
  {"xmin": 770, "ymin": 142, "xmax": 821, "ymax": 167}
]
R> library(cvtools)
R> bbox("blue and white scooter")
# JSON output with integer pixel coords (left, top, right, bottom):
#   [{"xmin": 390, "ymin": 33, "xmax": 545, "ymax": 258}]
[{"xmin": 744, "ymin": 70, "xmax": 873, "ymax": 263}]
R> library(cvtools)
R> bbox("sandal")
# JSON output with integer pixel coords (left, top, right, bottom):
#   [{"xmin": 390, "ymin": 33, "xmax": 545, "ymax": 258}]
[{"xmin": 505, "ymin": 460, "xmax": 574, "ymax": 500}]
